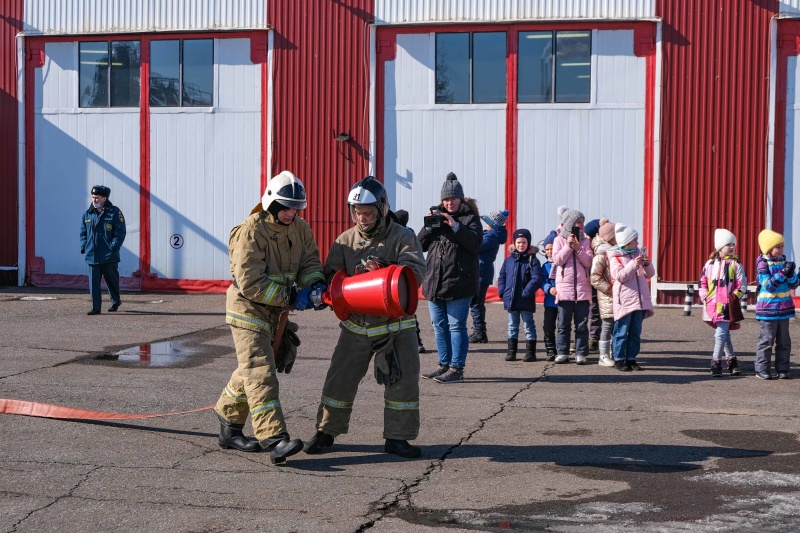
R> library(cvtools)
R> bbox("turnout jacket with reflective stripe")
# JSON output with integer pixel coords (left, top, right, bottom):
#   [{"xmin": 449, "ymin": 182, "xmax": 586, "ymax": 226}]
[
  {"xmin": 325, "ymin": 217, "xmax": 425, "ymax": 329},
  {"xmin": 226, "ymin": 211, "xmax": 324, "ymax": 335}
]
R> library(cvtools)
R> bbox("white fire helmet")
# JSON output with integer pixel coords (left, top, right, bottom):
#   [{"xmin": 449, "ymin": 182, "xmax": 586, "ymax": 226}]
[
  {"xmin": 347, "ymin": 176, "xmax": 389, "ymax": 223},
  {"xmin": 262, "ymin": 171, "xmax": 307, "ymax": 212}
]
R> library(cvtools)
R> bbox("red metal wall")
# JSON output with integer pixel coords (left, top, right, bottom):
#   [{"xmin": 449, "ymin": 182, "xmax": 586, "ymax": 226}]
[
  {"xmin": 657, "ymin": 0, "xmax": 777, "ymax": 300},
  {"xmin": 267, "ymin": 0, "xmax": 374, "ymax": 260},
  {"xmin": 0, "ymin": 0, "xmax": 22, "ymax": 285}
]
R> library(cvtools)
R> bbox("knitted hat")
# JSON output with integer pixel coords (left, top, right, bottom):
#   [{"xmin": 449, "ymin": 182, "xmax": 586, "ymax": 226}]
[
  {"xmin": 512, "ymin": 228, "xmax": 532, "ymax": 248},
  {"xmin": 598, "ymin": 218, "xmax": 616, "ymax": 244},
  {"xmin": 542, "ymin": 230, "xmax": 557, "ymax": 247},
  {"xmin": 91, "ymin": 185, "xmax": 111, "ymax": 197},
  {"xmin": 481, "ymin": 209, "xmax": 509, "ymax": 229},
  {"xmin": 584, "ymin": 219, "xmax": 601, "ymax": 239},
  {"xmin": 615, "ymin": 222, "xmax": 638, "ymax": 248},
  {"xmin": 440, "ymin": 172, "xmax": 465, "ymax": 201},
  {"xmin": 394, "ymin": 209, "xmax": 409, "ymax": 227},
  {"xmin": 758, "ymin": 229, "xmax": 784, "ymax": 254},
  {"xmin": 714, "ymin": 228, "xmax": 736, "ymax": 251},
  {"xmin": 558, "ymin": 207, "xmax": 586, "ymax": 233}
]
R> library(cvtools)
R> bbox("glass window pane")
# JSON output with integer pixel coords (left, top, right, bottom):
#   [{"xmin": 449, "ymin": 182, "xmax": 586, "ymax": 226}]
[
  {"xmin": 182, "ymin": 39, "xmax": 213, "ymax": 106},
  {"xmin": 110, "ymin": 41, "xmax": 140, "ymax": 107},
  {"xmin": 472, "ymin": 32, "xmax": 506, "ymax": 103},
  {"xmin": 79, "ymin": 42, "xmax": 109, "ymax": 107},
  {"xmin": 518, "ymin": 31, "xmax": 553, "ymax": 103},
  {"xmin": 436, "ymin": 33, "xmax": 470, "ymax": 104},
  {"xmin": 555, "ymin": 31, "xmax": 591, "ymax": 103},
  {"xmin": 150, "ymin": 40, "xmax": 180, "ymax": 107}
]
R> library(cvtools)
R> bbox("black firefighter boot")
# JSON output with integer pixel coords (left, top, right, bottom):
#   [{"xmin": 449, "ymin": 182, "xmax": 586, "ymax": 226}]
[
  {"xmin": 215, "ymin": 411, "xmax": 259, "ymax": 452},
  {"xmin": 260, "ymin": 434, "xmax": 304, "ymax": 464},
  {"xmin": 523, "ymin": 340, "xmax": 537, "ymax": 362},
  {"xmin": 505, "ymin": 338, "xmax": 518, "ymax": 361},
  {"xmin": 385, "ymin": 439, "xmax": 422, "ymax": 458}
]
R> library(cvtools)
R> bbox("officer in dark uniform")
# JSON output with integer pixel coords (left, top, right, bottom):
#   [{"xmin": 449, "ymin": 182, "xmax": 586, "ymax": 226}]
[{"xmin": 80, "ymin": 185, "xmax": 127, "ymax": 315}]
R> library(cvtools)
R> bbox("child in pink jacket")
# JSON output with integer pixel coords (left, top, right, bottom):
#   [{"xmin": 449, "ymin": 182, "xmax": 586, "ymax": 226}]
[
  {"xmin": 698, "ymin": 228, "xmax": 746, "ymax": 377},
  {"xmin": 551, "ymin": 207, "xmax": 594, "ymax": 364},
  {"xmin": 608, "ymin": 223, "xmax": 655, "ymax": 372}
]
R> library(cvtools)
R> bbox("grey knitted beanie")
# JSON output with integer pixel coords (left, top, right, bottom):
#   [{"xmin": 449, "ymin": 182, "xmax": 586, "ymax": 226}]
[{"xmin": 440, "ymin": 172, "xmax": 465, "ymax": 201}]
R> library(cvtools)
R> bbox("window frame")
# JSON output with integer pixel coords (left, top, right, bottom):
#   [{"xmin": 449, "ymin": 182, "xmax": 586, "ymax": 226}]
[
  {"xmin": 517, "ymin": 29, "xmax": 593, "ymax": 105},
  {"xmin": 78, "ymin": 40, "xmax": 141, "ymax": 108},
  {"xmin": 435, "ymin": 31, "xmax": 507, "ymax": 105},
  {"xmin": 150, "ymin": 38, "xmax": 215, "ymax": 108}
]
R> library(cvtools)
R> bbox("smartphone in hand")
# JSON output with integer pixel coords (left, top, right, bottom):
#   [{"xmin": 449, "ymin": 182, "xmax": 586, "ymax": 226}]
[{"xmin": 571, "ymin": 226, "xmax": 581, "ymax": 239}]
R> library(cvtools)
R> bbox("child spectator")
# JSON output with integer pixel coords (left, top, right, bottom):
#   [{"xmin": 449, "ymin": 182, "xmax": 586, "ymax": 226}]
[
  {"xmin": 754, "ymin": 229, "xmax": 799, "ymax": 380},
  {"xmin": 540, "ymin": 230, "xmax": 558, "ymax": 361},
  {"xmin": 469, "ymin": 209, "xmax": 509, "ymax": 344},
  {"xmin": 608, "ymin": 223, "xmax": 655, "ymax": 371},
  {"xmin": 698, "ymin": 228, "xmax": 746, "ymax": 377},
  {"xmin": 551, "ymin": 208, "xmax": 594, "ymax": 364},
  {"xmin": 498, "ymin": 229, "xmax": 543, "ymax": 361},
  {"xmin": 590, "ymin": 218, "xmax": 617, "ymax": 367},
  {"xmin": 584, "ymin": 218, "xmax": 602, "ymax": 354}
]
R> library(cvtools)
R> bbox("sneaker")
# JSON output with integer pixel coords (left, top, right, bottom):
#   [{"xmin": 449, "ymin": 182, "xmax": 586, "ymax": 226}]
[
  {"xmin": 711, "ymin": 360, "xmax": 722, "ymax": 377},
  {"xmin": 418, "ymin": 344, "xmax": 426, "ymax": 354},
  {"xmin": 615, "ymin": 360, "xmax": 631, "ymax": 372},
  {"xmin": 303, "ymin": 431, "xmax": 335, "ymax": 454},
  {"xmin": 554, "ymin": 354, "xmax": 569, "ymax": 364},
  {"xmin": 87, "ymin": 309, "xmax": 101, "ymax": 315},
  {"xmin": 545, "ymin": 350, "xmax": 556, "ymax": 362},
  {"xmin": 433, "ymin": 367, "xmax": 464, "ymax": 384},
  {"xmin": 756, "ymin": 371, "xmax": 772, "ymax": 380},
  {"xmin": 588, "ymin": 339, "xmax": 599, "ymax": 353},
  {"xmin": 598, "ymin": 355, "xmax": 615, "ymax": 367},
  {"xmin": 468, "ymin": 331, "xmax": 488, "ymax": 344},
  {"xmin": 575, "ymin": 354, "xmax": 587, "ymax": 365},
  {"xmin": 422, "ymin": 364, "xmax": 449, "ymax": 380},
  {"xmin": 385, "ymin": 439, "xmax": 422, "ymax": 458},
  {"xmin": 778, "ymin": 372, "xmax": 790, "ymax": 380},
  {"xmin": 627, "ymin": 361, "xmax": 643, "ymax": 371},
  {"xmin": 726, "ymin": 358, "xmax": 740, "ymax": 376}
]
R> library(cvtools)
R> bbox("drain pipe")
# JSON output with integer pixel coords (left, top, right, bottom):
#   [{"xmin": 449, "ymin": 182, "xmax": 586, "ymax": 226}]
[{"xmin": 16, "ymin": 32, "xmax": 26, "ymax": 287}]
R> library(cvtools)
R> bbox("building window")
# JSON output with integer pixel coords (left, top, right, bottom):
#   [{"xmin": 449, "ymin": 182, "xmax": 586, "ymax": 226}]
[
  {"xmin": 150, "ymin": 39, "xmax": 214, "ymax": 107},
  {"xmin": 79, "ymin": 41, "xmax": 141, "ymax": 107},
  {"xmin": 518, "ymin": 31, "xmax": 591, "ymax": 103},
  {"xmin": 436, "ymin": 32, "xmax": 506, "ymax": 104}
]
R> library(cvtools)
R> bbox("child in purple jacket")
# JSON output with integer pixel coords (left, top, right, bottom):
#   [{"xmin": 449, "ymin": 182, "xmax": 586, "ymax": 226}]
[{"xmin": 551, "ymin": 207, "xmax": 594, "ymax": 364}]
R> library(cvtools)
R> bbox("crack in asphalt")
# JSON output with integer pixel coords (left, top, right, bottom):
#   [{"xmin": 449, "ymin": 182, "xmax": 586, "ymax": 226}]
[
  {"xmin": 9, "ymin": 464, "xmax": 101, "ymax": 532},
  {"xmin": 352, "ymin": 366, "xmax": 551, "ymax": 532}
]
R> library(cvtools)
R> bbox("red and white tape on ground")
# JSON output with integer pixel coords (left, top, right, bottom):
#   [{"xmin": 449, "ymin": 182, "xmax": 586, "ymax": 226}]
[{"xmin": 0, "ymin": 399, "xmax": 214, "ymax": 420}]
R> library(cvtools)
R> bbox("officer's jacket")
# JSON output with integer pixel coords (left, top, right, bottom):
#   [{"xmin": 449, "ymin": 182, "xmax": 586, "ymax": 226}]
[
  {"xmin": 226, "ymin": 210, "xmax": 325, "ymax": 335},
  {"xmin": 325, "ymin": 215, "xmax": 425, "ymax": 329},
  {"xmin": 80, "ymin": 201, "xmax": 126, "ymax": 265}
]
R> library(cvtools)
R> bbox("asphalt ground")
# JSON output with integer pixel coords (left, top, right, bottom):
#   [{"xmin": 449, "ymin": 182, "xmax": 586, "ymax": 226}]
[{"xmin": 2, "ymin": 286, "xmax": 800, "ymax": 532}]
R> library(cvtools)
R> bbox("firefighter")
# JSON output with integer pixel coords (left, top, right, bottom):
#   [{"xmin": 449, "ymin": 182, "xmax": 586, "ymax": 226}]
[
  {"xmin": 304, "ymin": 176, "xmax": 426, "ymax": 458},
  {"xmin": 214, "ymin": 171, "xmax": 326, "ymax": 464}
]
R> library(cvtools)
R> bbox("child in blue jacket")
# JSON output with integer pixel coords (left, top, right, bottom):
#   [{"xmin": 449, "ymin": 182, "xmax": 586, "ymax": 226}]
[
  {"xmin": 540, "ymin": 230, "xmax": 558, "ymax": 360},
  {"xmin": 469, "ymin": 209, "xmax": 509, "ymax": 344},
  {"xmin": 498, "ymin": 228, "xmax": 543, "ymax": 362}
]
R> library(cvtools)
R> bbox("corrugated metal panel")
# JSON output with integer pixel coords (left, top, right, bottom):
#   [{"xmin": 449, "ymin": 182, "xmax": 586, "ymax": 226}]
[
  {"xmin": 657, "ymin": 0, "xmax": 774, "ymax": 292},
  {"xmin": 23, "ymin": 0, "xmax": 266, "ymax": 35},
  {"xmin": 784, "ymin": 55, "xmax": 800, "ymax": 263},
  {"xmin": 34, "ymin": 42, "xmax": 140, "ymax": 277},
  {"xmin": 0, "ymin": 1, "xmax": 22, "ymax": 278},
  {"xmin": 149, "ymin": 38, "xmax": 261, "ymax": 280},
  {"xmin": 518, "ymin": 30, "xmax": 646, "ymax": 248},
  {"xmin": 268, "ymin": 0, "xmax": 374, "ymax": 262},
  {"xmin": 376, "ymin": 0, "xmax": 656, "ymax": 24},
  {"xmin": 780, "ymin": 1, "xmax": 800, "ymax": 15}
]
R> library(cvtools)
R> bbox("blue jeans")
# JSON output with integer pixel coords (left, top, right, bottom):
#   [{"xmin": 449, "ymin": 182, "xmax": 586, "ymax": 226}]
[
  {"xmin": 613, "ymin": 310, "xmax": 644, "ymax": 361},
  {"xmin": 428, "ymin": 297, "xmax": 472, "ymax": 369},
  {"xmin": 507, "ymin": 310, "xmax": 536, "ymax": 340},
  {"xmin": 712, "ymin": 321, "xmax": 734, "ymax": 361}
]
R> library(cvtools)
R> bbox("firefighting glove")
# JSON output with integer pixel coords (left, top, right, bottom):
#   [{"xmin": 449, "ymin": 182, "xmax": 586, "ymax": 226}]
[
  {"xmin": 372, "ymin": 334, "xmax": 401, "ymax": 386},
  {"xmin": 275, "ymin": 321, "xmax": 300, "ymax": 373},
  {"xmin": 293, "ymin": 286, "xmax": 315, "ymax": 311},
  {"xmin": 781, "ymin": 261, "xmax": 796, "ymax": 278}
]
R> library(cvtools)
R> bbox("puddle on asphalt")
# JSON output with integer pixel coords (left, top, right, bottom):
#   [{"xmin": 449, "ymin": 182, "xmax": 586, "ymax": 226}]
[{"xmin": 89, "ymin": 328, "xmax": 230, "ymax": 368}]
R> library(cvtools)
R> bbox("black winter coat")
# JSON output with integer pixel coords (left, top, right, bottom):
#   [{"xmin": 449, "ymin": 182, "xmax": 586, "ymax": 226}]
[{"xmin": 417, "ymin": 199, "xmax": 482, "ymax": 301}]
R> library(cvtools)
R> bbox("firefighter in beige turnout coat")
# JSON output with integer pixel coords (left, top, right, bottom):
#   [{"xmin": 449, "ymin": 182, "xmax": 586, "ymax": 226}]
[
  {"xmin": 304, "ymin": 176, "xmax": 427, "ymax": 458},
  {"xmin": 215, "ymin": 171, "xmax": 326, "ymax": 464}
]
